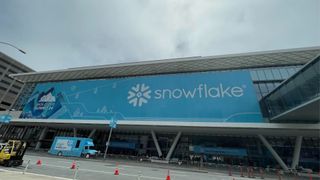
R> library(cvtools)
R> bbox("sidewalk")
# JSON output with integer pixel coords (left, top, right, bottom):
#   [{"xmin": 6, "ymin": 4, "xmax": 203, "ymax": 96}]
[{"xmin": 0, "ymin": 170, "xmax": 72, "ymax": 180}]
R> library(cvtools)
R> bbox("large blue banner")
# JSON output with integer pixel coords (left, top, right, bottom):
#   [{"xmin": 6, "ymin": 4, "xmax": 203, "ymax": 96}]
[{"xmin": 20, "ymin": 71, "xmax": 263, "ymax": 122}]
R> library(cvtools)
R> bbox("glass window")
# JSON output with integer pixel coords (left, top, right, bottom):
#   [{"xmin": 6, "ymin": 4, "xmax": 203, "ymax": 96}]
[
  {"xmin": 258, "ymin": 83, "xmax": 268, "ymax": 94},
  {"xmin": 294, "ymin": 67, "xmax": 300, "ymax": 72},
  {"xmin": 279, "ymin": 68, "xmax": 290, "ymax": 79},
  {"xmin": 75, "ymin": 140, "xmax": 81, "ymax": 148},
  {"xmin": 312, "ymin": 58, "xmax": 319, "ymax": 74},
  {"xmin": 282, "ymin": 81, "xmax": 301, "ymax": 109},
  {"xmin": 256, "ymin": 93, "xmax": 262, "ymax": 100},
  {"xmin": 266, "ymin": 83, "xmax": 275, "ymax": 92},
  {"xmin": 286, "ymin": 67, "xmax": 296, "ymax": 76},
  {"xmin": 257, "ymin": 70, "xmax": 267, "ymax": 80},
  {"xmin": 274, "ymin": 82, "xmax": 281, "ymax": 87},
  {"xmin": 250, "ymin": 70, "xmax": 258, "ymax": 81},
  {"xmin": 264, "ymin": 69, "xmax": 274, "ymax": 80},
  {"xmin": 271, "ymin": 69, "xmax": 282, "ymax": 80}
]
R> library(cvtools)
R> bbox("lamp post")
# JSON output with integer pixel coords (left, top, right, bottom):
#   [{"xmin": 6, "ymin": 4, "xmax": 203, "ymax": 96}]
[
  {"xmin": 103, "ymin": 116, "xmax": 117, "ymax": 159},
  {"xmin": 0, "ymin": 41, "xmax": 26, "ymax": 54}
]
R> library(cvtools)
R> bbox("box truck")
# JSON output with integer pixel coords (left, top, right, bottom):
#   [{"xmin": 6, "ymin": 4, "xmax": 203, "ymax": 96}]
[{"xmin": 48, "ymin": 137, "xmax": 97, "ymax": 158}]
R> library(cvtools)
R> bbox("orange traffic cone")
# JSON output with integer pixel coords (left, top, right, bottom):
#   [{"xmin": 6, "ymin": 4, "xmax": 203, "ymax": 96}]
[
  {"xmin": 36, "ymin": 159, "xmax": 42, "ymax": 166},
  {"xmin": 114, "ymin": 162, "xmax": 120, "ymax": 175},
  {"xmin": 70, "ymin": 161, "xmax": 76, "ymax": 169},
  {"xmin": 114, "ymin": 167, "xmax": 119, "ymax": 175},
  {"xmin": 166, "ymin": 170, "xmax": 171, "ymax": 180},
  {"xmin": 309, "ymin": 171, "xmax": 313, "ymax": 180}
]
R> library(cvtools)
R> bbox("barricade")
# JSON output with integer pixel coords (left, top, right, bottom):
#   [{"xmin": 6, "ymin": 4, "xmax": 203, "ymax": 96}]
[{"xmin": 259, "ymin": 168, "xmax": 264, "ymax": 179}]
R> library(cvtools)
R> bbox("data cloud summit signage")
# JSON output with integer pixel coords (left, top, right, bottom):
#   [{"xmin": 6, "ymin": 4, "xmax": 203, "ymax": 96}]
[{"xmin": 20, "ymin": 71, "xmax": 263, "ymax": 122}]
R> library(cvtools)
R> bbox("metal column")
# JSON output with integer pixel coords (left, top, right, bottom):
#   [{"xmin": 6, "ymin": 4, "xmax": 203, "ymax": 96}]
[
  {"xmin": 151, "ymin": 130, "xmax": 162, "ymax": 157},
  {"xmin": 19, "ymin": 127, "xmax": 28, "ymax": 139},
  {"xmin": 73, "ymin": 128, "xmax": 77, "ymax": 137},
  {"xmin": 165, "ymin": 131, "xmax": 182, "ymax": 161},
  {"xmin": 88, "ymin": 129, "xmax": 96, "ymax": 138},
  {"xmin": 35, "ymin": 127, "xmax": 48, "ymax": 150},
  {"xmin": 291, "ymin": 136, "xmax": 303, "ymax": 169},
  {"xmin": 258, "ymin": 134, "xmax": 289, "ymax": 171}
]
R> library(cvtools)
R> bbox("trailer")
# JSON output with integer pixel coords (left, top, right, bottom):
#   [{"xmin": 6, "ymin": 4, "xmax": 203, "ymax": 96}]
[{"xmin": 48, "ymin": 136, "xmax": 97, "ymax": 158}]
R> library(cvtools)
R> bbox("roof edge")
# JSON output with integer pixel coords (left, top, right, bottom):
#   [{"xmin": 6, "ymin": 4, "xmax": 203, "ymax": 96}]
[
  {"xmin": 0, "ymin": 51, "xmax": 34, "ymax": 72},
  {"xmin": 11, "ymin": 46, "xmax": 320, "ymax": 78}
]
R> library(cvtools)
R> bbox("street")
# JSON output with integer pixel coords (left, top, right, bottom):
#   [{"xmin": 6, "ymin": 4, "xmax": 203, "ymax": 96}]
[
  {"xmin": 1, "ymin": 154, "xmax": 234, "ymax": 180},
  {"xmin": 0, "ymin": 152, "xmax": 316, "ymax": 180}
]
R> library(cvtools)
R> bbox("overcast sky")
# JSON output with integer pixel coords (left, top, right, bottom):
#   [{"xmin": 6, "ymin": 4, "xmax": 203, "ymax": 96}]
[{"xmin": 0, "ymin": 0, "xmax": 319, "ymax": 71}]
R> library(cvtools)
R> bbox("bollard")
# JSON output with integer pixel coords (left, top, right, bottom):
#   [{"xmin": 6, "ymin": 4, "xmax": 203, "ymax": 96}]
[
  {"xmin": 228, "ymin": 165, "xmax": 232, "ymax": 176},
  {"xmin": 259, "ymin": 168, "xmax": 264, "ymax": 179},
  {"xmin": 251, "ymin": 167, "xmax": 255, "ymax": 178},
  {"xmin": 240, "ymin": 166, "xmax": 244, "ymax": 177},
  {"xmin": 247, "ymin": 167, "xmax": 253, "ymax": 178},
  {"xmin": 23, "ymin": 159, "xmax": 31, "ymax": 175},
  {"xmin": 73, "ymin": 165, "xmax": 79, "ymax": 180},
  {"xmin": 277, "ymin": 169, "xmax": 282, "ymax": 180}
]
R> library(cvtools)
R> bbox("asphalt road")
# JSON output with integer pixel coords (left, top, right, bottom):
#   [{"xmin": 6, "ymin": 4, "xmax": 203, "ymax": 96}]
[{"xmin": 0, "ymin": 153, "xmax": 316, "ymax": 180}]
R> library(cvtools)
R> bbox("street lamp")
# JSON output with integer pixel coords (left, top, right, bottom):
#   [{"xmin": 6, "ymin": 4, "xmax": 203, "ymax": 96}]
[
  {"xmin": 103, "ymin": 116, "xmax": 117, "ymax": 159},
  {"xmin": 0, "ymin": 41, "xmax": 26, "ymax": 54}
]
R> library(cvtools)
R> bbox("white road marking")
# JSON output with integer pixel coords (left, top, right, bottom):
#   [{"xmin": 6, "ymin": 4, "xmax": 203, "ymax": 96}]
[
  {"xmin": 40, "ymin": 164, "xmax": 69, "ymax": 169},
  {"xmin": 32, "ymin": 162, "xmax": 124, "ymax": 170},
  {"xmin": 76, "ymin": 167, "xmax": 164, "ymax": 180},
  {"xmin": 0, "ymin": 168, "xmax": 73, "ymax": 180},
  {"xmin": 35, "ymin": 164, "xmax": 164, "ymax": 180}
]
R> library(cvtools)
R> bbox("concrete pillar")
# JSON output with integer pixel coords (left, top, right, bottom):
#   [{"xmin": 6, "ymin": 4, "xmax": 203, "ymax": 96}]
[
  {"xmin": 19, "ymin": 127, "xmax": 28, "ymax": 139},
  {"xmin": 2, "ymin": 125, "xmax": 11, "ymax": 139},
  {"xmin": 35, "ymin": 127, "xmax": 48, "ymax": 150},
  {"xmin": 139, "ymin": 135, "xmax": 148, "ymax": 154},
  {"xmin": 165, "ymin": 131, "xmax": 182, "ymax": 161},
  {"xmin": 258, "ymin": 134, "xmax": 289, "ymax": 171},
  {"xmin": 0, "ymin": 125, "xmax": 9, "ymax": 143},
  {"xmin": 9, "ymin": 83, "xmax": 25, "ymax": 110},
  {"xmin": 73, "ymin": 128, "xmax": 77, "ymax": 137},
  {"xmin": 291, "ymin": 136, "xmax": 303, "ymax": 169},
  {"xmin": 0, "ymin": 125, "xmax": 9, "ymax": 137},
  {"xmin": 151, "ymin": 130, "xmax": 163, "ymax": 157},
  {"xmin": 88, "ymin": 129, "xmax": 96, "ymax": 138}
]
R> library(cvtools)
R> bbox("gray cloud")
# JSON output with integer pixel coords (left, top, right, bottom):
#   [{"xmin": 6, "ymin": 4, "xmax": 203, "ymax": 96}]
[{"xmin": 0, "ymin": 0, "xmax": 319, "ymax": 71}]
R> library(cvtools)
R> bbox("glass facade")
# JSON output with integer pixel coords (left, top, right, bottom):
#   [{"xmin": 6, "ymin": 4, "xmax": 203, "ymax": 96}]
[
  {"xmin": 2, "ymin": 125, "xmax": 319, "ymax": 170},
  {"xmin": 249, "ymin": 66, "xmax": 302, "ymax": 100},
  {"xmin": 262, "ymin": 56, "xmax": 320, "ymax": 119}
]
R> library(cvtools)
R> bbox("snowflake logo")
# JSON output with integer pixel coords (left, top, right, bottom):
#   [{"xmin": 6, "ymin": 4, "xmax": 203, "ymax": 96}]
[{"xmin": 128, "ymin": 84, "xmax": 151, "ymax": 107}]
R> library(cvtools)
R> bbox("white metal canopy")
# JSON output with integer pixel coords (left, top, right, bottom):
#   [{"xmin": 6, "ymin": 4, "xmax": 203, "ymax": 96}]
[
  {"xmin": 10, "ymin": 47, "xmax": 320, "ymax": 83},
  {"xmin": 10, "ymin": 118, "xmax": 320, "ymax": 137}
]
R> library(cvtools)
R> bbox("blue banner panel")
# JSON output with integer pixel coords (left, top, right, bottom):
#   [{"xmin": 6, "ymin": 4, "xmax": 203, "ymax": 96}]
[
  {"xmin": 190, "ymin": 146, "xmax": 248, "ymax": 157},
  {"xmin": 109, "ymin": 141, "xmax": 136, "ymax": 150},
  {"xmin": 0, "ymin": 115, "xmax": 12, "ymax": 124},
  {"xmin": 20, "ymin": 71, "xmax": 263, "ymax": 122}
]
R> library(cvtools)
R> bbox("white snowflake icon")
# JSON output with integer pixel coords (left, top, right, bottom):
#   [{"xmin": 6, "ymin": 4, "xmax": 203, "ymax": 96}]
[{"xmin": 128, "ymin": 84, "xmax": 151, "ymax": 107}]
